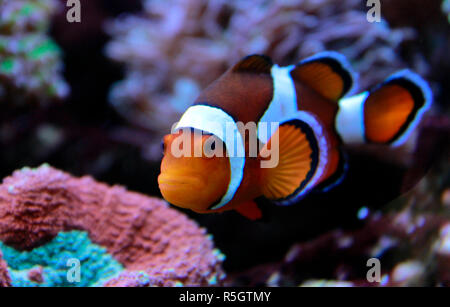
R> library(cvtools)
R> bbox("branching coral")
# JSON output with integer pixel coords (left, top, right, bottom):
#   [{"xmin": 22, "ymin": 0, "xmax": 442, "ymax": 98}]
[
  {"xmin": 0, "ymin": 0, "xmax": 69, "ymax": 104},
  {"xmin": 0, "ymin": 164, "xmax": 225, "ymax": 286},
  {"xmin": 105, "ymin": 0, "xmax": 415, "ymax": 159}
]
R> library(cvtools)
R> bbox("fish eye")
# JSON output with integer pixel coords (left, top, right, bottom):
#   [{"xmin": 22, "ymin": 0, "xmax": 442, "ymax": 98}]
[{"xmin": 210, "ymin": 141, "xmax": 216, "ymax": 151}]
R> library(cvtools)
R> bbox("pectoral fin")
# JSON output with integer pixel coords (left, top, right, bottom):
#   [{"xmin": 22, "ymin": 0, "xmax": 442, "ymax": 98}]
[{"xmin": 260, "ymin": 117, "xmax": 322, "ymax": 205}]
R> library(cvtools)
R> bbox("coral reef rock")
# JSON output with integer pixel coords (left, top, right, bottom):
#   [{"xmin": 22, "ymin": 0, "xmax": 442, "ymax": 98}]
[
  {"xmin": 0, "ymin": 230, "xmax": 124, "ymax": 287},
  {"xmin": 0, "ymin": 250, "xmax": 11, "ymax": 287},
  {"xmin": 0, "ymin": 0, "xmax": 69, "ymax": 104},
  {"xmin": 0, "ymin": 164, "xmax": 225, "ymax": 286}
]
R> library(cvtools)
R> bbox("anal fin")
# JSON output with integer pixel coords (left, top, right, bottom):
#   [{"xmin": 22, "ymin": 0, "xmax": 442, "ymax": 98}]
[{"xmin": 235, "ymin": 200, "xmax": 262, "ymax": 220}]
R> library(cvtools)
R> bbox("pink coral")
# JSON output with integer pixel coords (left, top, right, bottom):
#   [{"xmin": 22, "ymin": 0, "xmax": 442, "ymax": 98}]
[
  {"xmin": 27, "ymin": 266, "xmax": 44, "ymax": 284},
  {"xmin": 0, "ymin": 164, "xmax": 225, "ymax": 286},
  {"xmin": 0, "ymin": 250, "xmax": 11, "ymax": 287}
]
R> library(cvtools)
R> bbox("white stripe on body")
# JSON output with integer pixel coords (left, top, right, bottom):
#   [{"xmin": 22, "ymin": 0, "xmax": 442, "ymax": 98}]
[
  {"xmin": 257, "ymin": 64, "xmax": 297, "ymax": 144},
  {"xmin": 336, "ymin": 92, "xmax": 368, "ymax": 145},
  {"xmin": 260, "ymin": 64, "xmax": 332, "ymax": 204}
]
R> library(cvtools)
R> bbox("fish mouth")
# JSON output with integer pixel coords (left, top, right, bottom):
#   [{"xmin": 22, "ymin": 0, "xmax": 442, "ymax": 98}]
[{"xmin": 158, "ymin": 173, "xmax": 206, "ymax": 191}]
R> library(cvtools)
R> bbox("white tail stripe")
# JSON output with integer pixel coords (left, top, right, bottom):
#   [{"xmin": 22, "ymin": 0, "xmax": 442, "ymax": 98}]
[{"xmin": 336, "ymin": 92, "xmax": 369, "ymax": 145}]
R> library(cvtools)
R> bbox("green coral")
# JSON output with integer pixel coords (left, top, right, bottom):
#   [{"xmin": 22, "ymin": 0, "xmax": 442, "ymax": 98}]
[
  {"xmin": 0, "ymin": 0, "xmax": 69, "ymax": 103},
  {"xmin": 0, "ymin": 0, "xmax": 57, "ymax": 33},
  {"xmin": 443, "ymin": 0, "xmax": 450, "ymax": 23},
  {"xmin": 0, "ymin": 231, "xmax": 124, "ymax": 287}
]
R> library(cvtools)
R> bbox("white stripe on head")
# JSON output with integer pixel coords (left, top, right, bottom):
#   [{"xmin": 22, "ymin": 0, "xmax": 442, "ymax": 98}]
[
  {"xmin": 257, "ymin": 64, "xmax": 297, "ymax": 143},
  {"xmin": 175, "ymin": 105, "xmax": 245, "ymax": 210},
  {"xmin": 336, "ymin": 92, "xmax": 369, "ymax": 145}
]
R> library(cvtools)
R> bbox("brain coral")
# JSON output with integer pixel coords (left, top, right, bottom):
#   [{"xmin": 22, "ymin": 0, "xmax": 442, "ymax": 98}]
[{"xmin": 0, "ymin": 164, "xmax": 225, "ymax": 286}]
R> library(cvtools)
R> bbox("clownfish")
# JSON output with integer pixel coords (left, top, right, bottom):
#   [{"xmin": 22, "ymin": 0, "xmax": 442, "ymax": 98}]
[{"xmin": 158, "ymin": 52, "xmax": 432, "ymax": 220}]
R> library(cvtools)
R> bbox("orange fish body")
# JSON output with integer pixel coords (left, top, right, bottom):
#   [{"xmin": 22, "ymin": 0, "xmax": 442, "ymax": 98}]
[{"xmin": 159, "ymin": 52, "xmax": 432, "ymax": 220}]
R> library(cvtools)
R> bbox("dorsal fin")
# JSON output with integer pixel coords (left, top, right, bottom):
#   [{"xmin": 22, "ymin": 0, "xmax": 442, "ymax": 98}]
[
  {"xmin": 232, "ymin": 54, "xmax": 273, "ymax": 74},
  {"xmin": 290, "ymin": 51, "xmax": 356, "ymax": 101}
]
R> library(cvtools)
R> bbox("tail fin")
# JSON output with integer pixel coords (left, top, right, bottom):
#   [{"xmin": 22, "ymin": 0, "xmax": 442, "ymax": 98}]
[{"xmin": 336, "ymin": 70, "xmax": 432, "ymax": 146}]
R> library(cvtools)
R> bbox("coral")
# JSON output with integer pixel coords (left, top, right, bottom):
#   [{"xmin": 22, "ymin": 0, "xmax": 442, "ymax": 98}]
[
  {"xmin": 436, "ymin": 223, "xmax": 450, "ymax": 284},
  {"xmin": 102, "ymin": 271, "xmax": 155, "ymax": 287},
  {"xmin": 228, "ymin": 143, "xmax": 450, "ymax": 287},
  {"xmin": 105, "ymin": 0, "xmax": 415, "ymax": 160},
  {"xmin": 0, "ymin": 164, "xmax": 225, "ymax": 286},
  {"xmin": 0, "ymin": 231, "xmax": 124, "ymax": 287},
  {"xmin": 0, "ymin": 250, "xmax": 11, "ymax": 287},
  {"xmin": 300, "ymin": 280, "xmax": 353, "ymax": 287},
  {"xmin": 0, "ymin": 0, "xmax": 69, "ymax": 104},
  {"xmin": 27, "ymin": 266, "xmax": 44, "ymax": 284},
  {"xmin": 443, "ymin": 0, "xmax": 450, "ymax": 23}
]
